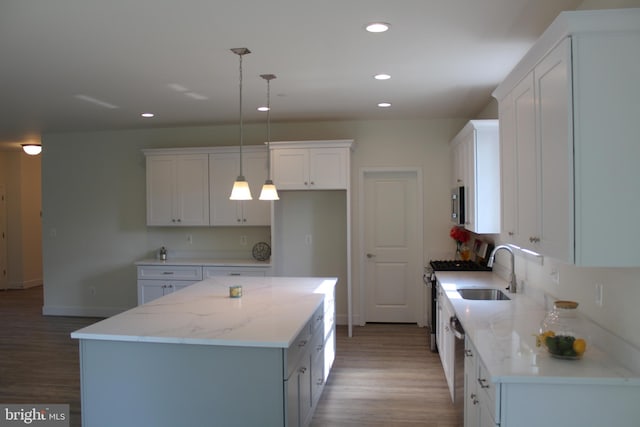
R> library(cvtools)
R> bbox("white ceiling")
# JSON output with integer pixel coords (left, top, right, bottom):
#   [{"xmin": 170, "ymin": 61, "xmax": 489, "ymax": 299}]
[{"xmin": 0, "ymin": 0, "xmax": 589, "ymax": 150}]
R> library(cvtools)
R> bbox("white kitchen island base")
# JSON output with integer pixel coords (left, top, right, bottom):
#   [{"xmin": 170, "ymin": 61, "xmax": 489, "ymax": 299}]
[{"xmin": 72, "ymin": 276, "xmax": 336, "ymax": 427}]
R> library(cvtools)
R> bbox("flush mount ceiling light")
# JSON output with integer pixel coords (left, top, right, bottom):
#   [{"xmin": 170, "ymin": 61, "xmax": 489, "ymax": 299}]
[
  {"xmin": 374, "ymin": 74, "xmax": 391, "ymax": 80},
  {"xmin": 365, "ymin": 22, "xmax": 390, "ymax": 33},
  {"xmin": 378, "ymin": 102, "xmax": 392, "ymax": 108},
  {"xmin": 22, "ymin": 144, "xmax": 42, "ymax": 155},
  {"xmin": 229, "ymin": 47, "xmax": 253, "ymax": 201},
  {"xmin": 141, "ymin": 113, "xmax": 155, "ymax": 118},
  {"xmin": 259, "ymin": 74, "xmax": 279, "ymax": 201}
]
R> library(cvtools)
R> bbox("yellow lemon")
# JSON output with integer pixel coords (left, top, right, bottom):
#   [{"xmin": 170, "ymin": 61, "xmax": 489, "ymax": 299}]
[{"xmin": 573, "ymin": 338, "xmax": 587, "ymax": 355}]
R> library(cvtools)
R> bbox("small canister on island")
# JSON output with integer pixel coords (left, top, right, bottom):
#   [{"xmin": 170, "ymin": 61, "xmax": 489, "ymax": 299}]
[{"xmin": 229, "ymin": 285, "xmax": 243, "ymax": 298}]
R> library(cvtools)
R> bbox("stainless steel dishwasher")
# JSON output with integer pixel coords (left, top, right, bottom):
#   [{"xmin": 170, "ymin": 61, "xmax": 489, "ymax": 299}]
[{"xmin": 451, "ymin": 316, "xmax": 465, "ymax": 417}]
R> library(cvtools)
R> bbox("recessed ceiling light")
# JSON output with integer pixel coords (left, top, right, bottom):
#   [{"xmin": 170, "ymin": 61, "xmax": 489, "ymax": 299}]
[
  {"xmin": 378, "ymin": 102, "xmax": 392, "ymax": 108},
  {"xmin": 257, "ymin": 106, "xmax": 270, "ymax": 112},
  {"xmin": 366, "ymin": 22, "xmax": 390, "ymax": 33},
  {"xmin": 374, "ymin": 74, "xmax": 391, "ymax": 80},
  {"xmin": 141, "ymin": 113, "xmax": 155, "ymax": 118}
]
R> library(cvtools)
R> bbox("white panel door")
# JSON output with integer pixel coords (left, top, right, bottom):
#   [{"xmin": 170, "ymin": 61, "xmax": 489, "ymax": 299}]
[{"xmin": 363, "ymin": 171, "xmax": 419, "ymax": 323}]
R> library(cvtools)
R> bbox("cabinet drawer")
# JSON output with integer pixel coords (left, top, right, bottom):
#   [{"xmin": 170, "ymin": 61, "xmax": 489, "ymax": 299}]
[
  {"xmin": 137, "ymin": 265, "xmax": 203, "ymax": 281},
  {"xmin": 285, "ymin": 320, "xmax": 312, "ymax": 379},
  {"xmin": 203, "ymin": 267, "xmax": 267, "ymax": 278},
  {"xmin": 310, "ymin": 304, "xmax": 324, "ymax": 336}
]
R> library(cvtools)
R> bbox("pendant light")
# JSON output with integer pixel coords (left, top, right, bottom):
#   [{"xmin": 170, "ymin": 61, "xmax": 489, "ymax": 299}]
[
  {"xmin": 258, "ymin": 74, "xmax": 279, "ymax": 201},
  {"xmin": 229, "ymin": 47, "xmax": 252, "ymax": 200}
]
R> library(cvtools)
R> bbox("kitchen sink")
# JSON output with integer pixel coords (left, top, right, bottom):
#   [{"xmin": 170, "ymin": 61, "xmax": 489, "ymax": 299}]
[{"xmin": 457, "ymin": 288, "xmax": 511, "ymax": 301}]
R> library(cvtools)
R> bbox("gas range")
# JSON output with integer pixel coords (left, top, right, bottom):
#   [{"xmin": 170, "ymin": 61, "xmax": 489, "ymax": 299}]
[{"xmin": 429, "ymin": 259, "xmax": 492, "ymax": 272}]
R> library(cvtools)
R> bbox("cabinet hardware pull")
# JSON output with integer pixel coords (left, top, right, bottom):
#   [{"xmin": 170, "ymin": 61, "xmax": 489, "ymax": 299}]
[
  {"xmin": 299, "ymin": 367, "xmax": 307, "ymax": 374},
  {"xmin": 304, "ymin": 181, "xmax": 308, "ymax": 186},
  {"xmin": 470, "ymin": 393, "xmax": 479, "ymax": 405},
  {"xmin": 464, "ymin": 349, "xmax": 473, "ymax": 357},
  {"xmin": 529, "ymin": 236, "xmax": 540, "ymax": 243},
  {"xmin": 316, "ymin": 379, "xmax": 324, "ymax": 385},
  {"xmin": 162, "ymin": 272, "xmax": 174, "ymax": 275},
  {"xmin": 229, "ymin": 273, "xmax": 241, "ymax": 276},
  {"xmin": 298, "ymin": 340, "xmax": 308, "ymax": 347},
  {"xmin": 316, "ymin": 345, "xmax": 323, "ymax": 352},
  {"xmin": 310, "ymin": 181, "xmax": 315, "ymax": 185},
  {"xmin": 477, "ymin": 378, "xmax": 490, "ymax": 389}
]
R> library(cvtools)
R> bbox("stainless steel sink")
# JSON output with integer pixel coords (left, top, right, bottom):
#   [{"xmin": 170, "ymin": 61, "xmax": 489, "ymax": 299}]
[{"xmin": 457, "ymin": 288, "xmax": 511, "ymax": 301}]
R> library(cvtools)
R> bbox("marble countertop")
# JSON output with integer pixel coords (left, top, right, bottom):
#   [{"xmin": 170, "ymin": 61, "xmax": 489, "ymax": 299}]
[
  {"xmin": 435, "ymin": 271, "xmax": 640, "ymax": 386},
  {"xmin": 71, "ymin": 276, "xmax": 336, "ymax": 348},
  {"xmin": 135, "ymin": 258, "xmax": 271, "ymax": 267}
]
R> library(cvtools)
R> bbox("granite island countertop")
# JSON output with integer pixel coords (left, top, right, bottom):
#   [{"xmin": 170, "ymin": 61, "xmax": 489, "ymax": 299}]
[
  {"xmin": 71, "ymin": 276, "xmax": 336, "ymax": 348},
  {"xmin": 435, "ymin": 271, "xmax": 640, "ymax": 386}
]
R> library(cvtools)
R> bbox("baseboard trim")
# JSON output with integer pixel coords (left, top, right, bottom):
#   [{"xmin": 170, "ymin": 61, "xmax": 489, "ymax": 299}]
[{"xmin": 42, "ymin": 305, "xmax": 129, "ymax": 318}]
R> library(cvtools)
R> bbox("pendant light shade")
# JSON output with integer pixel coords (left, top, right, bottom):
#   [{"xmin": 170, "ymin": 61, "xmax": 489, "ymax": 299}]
[
  {"xmin": 258, "ymin": 74, "xmax": 279, "ymax": 201},
  {"xmin": 229, "ymin": 47, "xmax": 252, "ymax": 200}
]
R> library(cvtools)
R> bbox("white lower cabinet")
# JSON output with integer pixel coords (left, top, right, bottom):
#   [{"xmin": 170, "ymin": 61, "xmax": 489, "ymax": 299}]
[
  {"xmin": 464, "ymin": 338, "xmax": 498, "ymax": 427},
  {"xmin": 285, "ymin": 291, "xmax": 335, "ymax": 427},
  {"xmin": 136, "ymin": 265, "xmax": 203, "ymax": 304},
  {"xmin": 137, "ymin": 263, "xmax": 271, "ymax": 305}
]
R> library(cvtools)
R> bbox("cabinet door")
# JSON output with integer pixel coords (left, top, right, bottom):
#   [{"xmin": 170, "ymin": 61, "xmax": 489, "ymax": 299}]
[
  {"xmin": 499, "ymin": 94, "xmax": 517, "ymax": 243},
  {"xmin": 209, "ymin": 150, "xmax": 269, "ymax": 226},
  {"xmin": 146, "ymin": 156, "xmax": 177, "ymax": 226},
  {"xmin": 242, "ymin": 151, "xmax": 271, "ymax": 225},
  {"xmin": 209, "ymin": 153, "xmax": 244, "ymax": 225},
  {"xmin": 512, "ymin": 72, "xmax": 538, "ymax": 249},
  {"xmin": 137, "ymin": 280, "xmax": 197, "ymax": 304},
  {"xmin": 535, "ymin": 37, "xmax": 573, "ymax": 262},
  {"xmin": 308, "ymin": 148, "xmax": 348, "ymax": 189},
  {"xmin": 464, "ymin": 338, "xmax": 479, "ymax": 427},
  {"xmin": 272, "ymin": 149, "xmax": 310, "ymax": 190},
  {"xmin": 146, "ymin": 155, "xmax": 209, "ymax": 226},
  {"xmin": 175, "ymin": 155, "xmax": 209, "ymax": 226}
]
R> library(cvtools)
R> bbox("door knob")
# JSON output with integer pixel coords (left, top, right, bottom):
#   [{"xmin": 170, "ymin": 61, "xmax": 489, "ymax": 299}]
[{"xmin": 366, "ymin": 253, "xmax": 376, "ymax": 258}]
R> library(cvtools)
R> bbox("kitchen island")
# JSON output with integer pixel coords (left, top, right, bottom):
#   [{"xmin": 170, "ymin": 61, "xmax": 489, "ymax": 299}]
[
  {"xmin": 71, "ymin": 276, "xmax": 336, "ymax": 427},
  {"xmin": 435, "ymin": 271, "xmax": 640, "ymax": 427}
]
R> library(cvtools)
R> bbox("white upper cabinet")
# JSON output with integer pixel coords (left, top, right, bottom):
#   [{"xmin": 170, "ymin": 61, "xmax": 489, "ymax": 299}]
[
  {"xmin": 209, "ymin": 147, "xmax": 270, "ymax": 226},
  {"xmin": 450, "ymin": 120, "xmax": 500, "ymax": 234},
  {"xmin": 270, "ymin": 140, "xmax": 353, "ymax": 190},
  {"xmin": 145, "ymin": 153, "xmax": 209, "ymax": 226},
  {"xmin": 493, "ymin": 9, "xmax": 640, "ymax": 266}
]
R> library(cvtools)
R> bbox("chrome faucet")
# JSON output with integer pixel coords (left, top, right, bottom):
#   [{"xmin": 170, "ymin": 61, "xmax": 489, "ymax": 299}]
[{"xmin": 487, "ymin": 245, "xmax": 517, "ymax": 293}]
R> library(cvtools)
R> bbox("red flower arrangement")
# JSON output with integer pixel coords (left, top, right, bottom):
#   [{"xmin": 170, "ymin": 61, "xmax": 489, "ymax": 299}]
[{"xmin": 449, "ymin": 226, "xmax": 470, "ymax": 244}]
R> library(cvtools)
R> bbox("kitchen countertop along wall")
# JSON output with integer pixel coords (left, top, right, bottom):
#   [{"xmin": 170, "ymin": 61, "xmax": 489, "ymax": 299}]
[{"xmin": 436, "ymin": 271, "xmax": 640, "ymax": 382}]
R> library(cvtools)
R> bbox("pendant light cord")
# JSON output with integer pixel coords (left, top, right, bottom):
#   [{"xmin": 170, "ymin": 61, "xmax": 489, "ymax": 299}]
[
  {"xmin": 266, "ymin": 77, "xmax": 271, "ymax": 178},
  {"xmin": 238, "ymin": 53, "xmax": 244, "ymax": 178}
]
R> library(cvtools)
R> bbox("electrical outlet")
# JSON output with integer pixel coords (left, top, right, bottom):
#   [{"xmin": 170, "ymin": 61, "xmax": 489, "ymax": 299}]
[
  {"xmin": 186, "ymin": 234, "xmax": 193, "ymax": 244},
  {"xmin": 240, "ymin": 235, "xmax": 247, "ymax": 246},
  {"xmin": 595, "ymin": 283, "xmax": 604, "ymax": 307}
]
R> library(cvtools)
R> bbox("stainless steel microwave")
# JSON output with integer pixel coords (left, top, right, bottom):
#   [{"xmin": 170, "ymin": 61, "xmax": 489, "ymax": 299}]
[{"xmin": 451, "ymin": 186, "xmax": 465, "ymax": 225}]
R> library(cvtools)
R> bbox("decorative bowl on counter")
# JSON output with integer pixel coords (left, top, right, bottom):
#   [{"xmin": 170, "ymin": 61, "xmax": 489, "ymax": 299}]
[{"xmin": 537, "ymin": 300, "xmax": 588, "ymax": 360}]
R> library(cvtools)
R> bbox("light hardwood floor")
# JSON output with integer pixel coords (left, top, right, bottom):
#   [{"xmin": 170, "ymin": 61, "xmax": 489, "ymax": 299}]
[{"xmin": 0, "ymin": 287, "xmax": 459, "ymax": 426}]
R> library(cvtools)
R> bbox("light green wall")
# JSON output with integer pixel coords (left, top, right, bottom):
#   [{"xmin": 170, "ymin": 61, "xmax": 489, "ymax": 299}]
[{"xmin": 41, "ymin": 118, "xmax": 464, "ymax": 317}]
